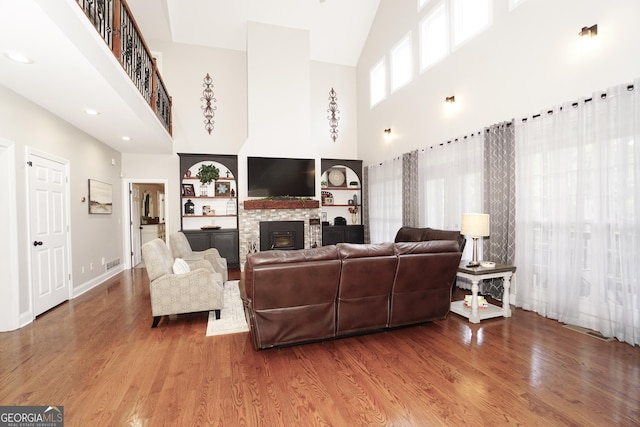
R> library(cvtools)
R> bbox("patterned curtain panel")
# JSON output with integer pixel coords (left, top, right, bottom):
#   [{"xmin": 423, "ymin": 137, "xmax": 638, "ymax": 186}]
[
  {"xmin": 483, "ymin": 120, "xmax": 516, "ymax": 299},
  {"xmin": 402, "ymin": 150, "xmax": 419, "ymax": 227},
  {"xmin": 363, "ymin": 167, "xmax": 370, "ymax": 243}
]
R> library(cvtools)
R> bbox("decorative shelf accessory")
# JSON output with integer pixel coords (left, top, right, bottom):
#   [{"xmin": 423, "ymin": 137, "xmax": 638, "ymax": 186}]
[
  {"xmin": 184, "ymin": 199, "xmax": 195, "ymax": 215},
  {"xmin": 215, "ymin": 181, "xmax": 230, "ymax": 197},
  {"xmin": 201, "ymin": 73, "xmax": 217, "ymax": 134},
  {"xmin": 182, "ymin": 183, "xmax": 195, "ymax": 196},
  {"xmin": 348, "ymin": 205, "xmax": 359, "ymax": 224},
  {"xmin": 327, "ymin": 87, "xmax": 340, "ymax": 142},
  {"xmin": 197, "ymin": 163, "xmax": 220, "ymax": 185}
]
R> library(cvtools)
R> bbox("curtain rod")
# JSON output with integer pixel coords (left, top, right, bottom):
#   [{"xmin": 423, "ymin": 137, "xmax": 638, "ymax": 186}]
[{"xmin": 521, "ymin": 83, "xmax": 635, "ymax": 122}]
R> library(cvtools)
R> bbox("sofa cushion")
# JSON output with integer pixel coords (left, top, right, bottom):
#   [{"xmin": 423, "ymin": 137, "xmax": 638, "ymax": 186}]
[
  {"xmin": 393, "ymin": 227, "xmax": 427, "ymax": 242},
  {"xmin": 393, "ymin": 240, "xmax": 460, "ymax": 255},
  {"xmin": 337, "ymin": 242, "xmax": 395, "ymax": 259},
  {"xmin": 394, "ymin": 226, "xmax": 465, "ymax": 252},
  {"xmin": 246, "ymin": 245, "xmax": 339, "ymax": 268}
]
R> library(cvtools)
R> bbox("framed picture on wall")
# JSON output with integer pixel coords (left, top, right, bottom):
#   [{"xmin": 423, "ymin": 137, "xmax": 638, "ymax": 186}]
[
  {"xmin": 88, "ymin": 179, "xmax": 113, "ymax": 214},
  {"xmin": 182, "ymin": 183, "xmax": 195, "ymax": 196}
]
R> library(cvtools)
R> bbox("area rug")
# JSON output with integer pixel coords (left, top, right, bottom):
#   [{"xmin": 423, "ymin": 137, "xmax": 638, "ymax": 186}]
[{"xmin": 206, "ymin": 280, "xmax": 249, "ymax": 336}]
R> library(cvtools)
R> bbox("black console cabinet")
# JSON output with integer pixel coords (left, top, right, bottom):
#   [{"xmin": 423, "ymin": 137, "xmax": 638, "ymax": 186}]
[
  {"xmin": 183, "ymin": 229, "xmax": 239, "ymax": 267},
  {"xmin": 322, "ymin": 225, "xmax": 364, "ymax": 246}
]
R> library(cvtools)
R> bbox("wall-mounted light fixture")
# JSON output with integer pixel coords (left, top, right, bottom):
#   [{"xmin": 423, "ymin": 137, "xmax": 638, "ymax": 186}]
[
  {"xmin": 384, "ymin": 128, "xmax": 391, "ymax": 135},
  {"xmin": 578, "ymin": 24, "xmax": 597, "ymax": 38},
  {"xmin": 445, "ymin": 96, "xmax": 455, "ymax": 104}
]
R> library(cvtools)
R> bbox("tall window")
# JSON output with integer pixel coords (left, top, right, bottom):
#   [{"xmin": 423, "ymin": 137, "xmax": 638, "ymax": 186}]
[
  {"xmin": 419, "ymin": 0, "xmax": 492, "ymax": 72},
  {"xmin": 367, "ymin": 158, "xmax": 403, "ymax": 243},
  {"xmin": 418, "ymin": 135, "xmax": 484, "ymax": 259},
  {"xmin": 509, "ymin": 0, "xmax": 526, "ymax": 10},
  {"xmin": 390, "ymin": 33, "xmax": 413, "ymax": 93},
  {"xmin": 420, "ymin": 2, "xmax": 448, "ymax": 71},
  {"xmin": 369, "ymin": 58, "xmax": 386, "ymax": 108},
  {"xmin": 515, "ymin": 80, "xmax": 640, "ymax": 346},
  {"xmin": 452, "ymin": 0, "xmax": 492, "ymax": 47},
  {"xmin": 417, "ymin": 0, "xmax": 433, "ymax": 12}
]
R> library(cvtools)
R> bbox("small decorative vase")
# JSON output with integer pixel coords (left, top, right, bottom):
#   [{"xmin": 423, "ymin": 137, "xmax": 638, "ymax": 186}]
[{"xmin": 351, "ymin": 213, "xmax": 358, "ymax": 224}]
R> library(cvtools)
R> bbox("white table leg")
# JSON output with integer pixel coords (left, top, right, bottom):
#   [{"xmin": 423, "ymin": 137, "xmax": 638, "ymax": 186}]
[
  {"xmin": 470, "ymin": 279, "xmax": 480, "ymax": 323},
  {"xmin": 502, "ymin": 273, "xmax": 512, "ymax": 317}
]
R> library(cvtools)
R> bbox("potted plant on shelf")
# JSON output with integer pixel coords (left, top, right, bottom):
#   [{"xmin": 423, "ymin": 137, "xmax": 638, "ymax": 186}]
[
  {"xmin": 197, "ymin": 163, "xmax": 220, "ymax": 185},
  {"xmin": 197, "ymin": 163, "xmax": 219, "ymax": 197}
]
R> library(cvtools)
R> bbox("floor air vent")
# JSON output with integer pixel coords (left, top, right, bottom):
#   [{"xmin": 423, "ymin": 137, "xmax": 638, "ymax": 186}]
[
  {"xmin": 106, "ymin": 258, "xmax": 121, "ymax": 270},
  {"xmin": 563, "ymin": 324, "xmax": 614, "ymax": 342}
]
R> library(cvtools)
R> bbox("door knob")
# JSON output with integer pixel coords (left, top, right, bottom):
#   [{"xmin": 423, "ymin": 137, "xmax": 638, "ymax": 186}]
[{"xmin": 33, "ymin": 241, "xmax": 43, "ymax": 246}]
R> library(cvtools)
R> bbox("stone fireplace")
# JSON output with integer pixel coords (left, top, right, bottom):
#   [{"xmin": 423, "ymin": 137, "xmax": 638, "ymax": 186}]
[{"xmin": 239, "ymin": 199, "xmax": 321, "ymax": 270}]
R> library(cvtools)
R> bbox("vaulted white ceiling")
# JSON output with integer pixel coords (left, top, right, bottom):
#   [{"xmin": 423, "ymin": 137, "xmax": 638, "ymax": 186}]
[
  {"xmin": 126, "ymin": 0, "xmax": 380, "ymax": 66},
  {"xmin": 0, "ymin": 0, "xmax": 379, "ymax": 154}
]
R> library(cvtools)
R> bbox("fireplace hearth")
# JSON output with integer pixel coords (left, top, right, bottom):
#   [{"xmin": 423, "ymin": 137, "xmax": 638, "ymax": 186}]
[{"xmin": 260, "ymin": 221, "xmax": 304, "ymax": 251}]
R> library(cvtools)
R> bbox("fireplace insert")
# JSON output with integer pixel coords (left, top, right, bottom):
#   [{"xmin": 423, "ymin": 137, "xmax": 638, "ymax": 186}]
[{"xmin": 259, "ymin": 221, "xmax": 304, "ymax": 251}]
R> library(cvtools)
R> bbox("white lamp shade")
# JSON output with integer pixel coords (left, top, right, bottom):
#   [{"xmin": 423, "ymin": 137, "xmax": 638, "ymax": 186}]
[{"xmin": 461, "ymin": 213, "xmax": 490, "ymax": 237}]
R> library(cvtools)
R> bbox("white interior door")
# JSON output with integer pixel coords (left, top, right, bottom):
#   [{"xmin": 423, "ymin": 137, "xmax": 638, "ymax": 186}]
[
  {"xmin": 130, "ymin": 184, "xmax": 142, "ymax": 266},
  {"xmin": 28, "ymin": 151, "xmax": 70, "ymax": 316}
]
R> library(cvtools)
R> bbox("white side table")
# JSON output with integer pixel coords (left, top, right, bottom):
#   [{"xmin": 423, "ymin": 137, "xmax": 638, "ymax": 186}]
[{"xmin": 450, "ymin": 262, "xmax": 516, "ymax": 324}]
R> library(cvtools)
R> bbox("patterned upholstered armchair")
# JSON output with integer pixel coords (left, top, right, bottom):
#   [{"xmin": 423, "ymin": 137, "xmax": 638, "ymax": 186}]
[
  {"xmin": 142, "ymin": 238, "xmax": 224, "ymax": 328},
  {"xmin": 170, "ymin": 231, "xmax": 228, "ymax": 282}
]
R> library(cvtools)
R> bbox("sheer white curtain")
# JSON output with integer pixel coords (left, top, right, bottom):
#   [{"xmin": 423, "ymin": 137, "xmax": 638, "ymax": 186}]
[
  {"xmin": 515, "ymin": 79, "xmax": 640, "ymax": 346},
  {"xmin": 418, "ymin": 134, "xmax": 484, "ymax": 260},
  {"xmin": 367, "ymin": 158, "xmax": 403, "ymax": 243}
]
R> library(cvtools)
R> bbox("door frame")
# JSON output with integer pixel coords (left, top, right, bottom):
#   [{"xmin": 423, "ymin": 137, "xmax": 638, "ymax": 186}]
[
  {"xmin": 122, "ymin": 178, "xmax": 169, "ymax": 270},
  {"xmin": 25, "ymin": 147, "xmax": 72, "ymax": 318},
  {"xmin": 0, "ymin": 139, "xmax": 20, "ymax": 331}
]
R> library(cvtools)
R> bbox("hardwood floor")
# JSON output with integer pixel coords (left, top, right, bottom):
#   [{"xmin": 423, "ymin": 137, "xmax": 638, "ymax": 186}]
[{"xmin": 1, "ymin": 268, "xmax": 638, "ymax": 426}]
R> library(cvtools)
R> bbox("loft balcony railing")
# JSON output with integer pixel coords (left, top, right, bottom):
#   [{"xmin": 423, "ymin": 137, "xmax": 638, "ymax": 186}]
[{"xmin": 76, "ymin": 0, "xmax": 172, "ymax": 134}]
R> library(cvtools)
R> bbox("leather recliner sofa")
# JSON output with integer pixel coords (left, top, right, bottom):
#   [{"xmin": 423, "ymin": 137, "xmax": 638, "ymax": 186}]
[{"xmin": 241, "ymin": 238, "xmax": 462, "ymax": 349}]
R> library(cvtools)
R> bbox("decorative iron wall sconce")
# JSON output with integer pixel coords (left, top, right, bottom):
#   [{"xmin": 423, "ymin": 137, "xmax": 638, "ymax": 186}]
[
  {"xmin": 578, "ymin": 24, "xmax": 597, "ymax": 38},
  {"xmin": 384, "ymin": 128, "xmax": 391, "ymax": 135},
  {"xmin": 201, "ymin": 73, "xmax": 217, "ymax": 135},
  {"xmin": 445, "ymin": 96, "xmax": 455, "ymax": 103},
  {"xmin": 327, "ymin": 87, "xmax": 340, "ymax": 142}
]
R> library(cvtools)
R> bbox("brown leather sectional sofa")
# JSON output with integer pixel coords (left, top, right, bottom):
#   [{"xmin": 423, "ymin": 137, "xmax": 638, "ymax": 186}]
[{"xmin": 241, "ymin": 229, "xmax": 464, "ymax": 349}]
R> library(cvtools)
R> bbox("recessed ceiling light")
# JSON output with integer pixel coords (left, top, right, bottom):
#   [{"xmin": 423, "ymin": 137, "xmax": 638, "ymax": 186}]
[
  {"xmin": 84, "ymin": 109, "xmax": 100, "ymax": 116},
  {"xmin": 121, "ymin": 136, "xmax": 131, "ymax": 141},
  {"xmin": 4, "ymin": 51, "xmax": 34, "ymax": 64}
]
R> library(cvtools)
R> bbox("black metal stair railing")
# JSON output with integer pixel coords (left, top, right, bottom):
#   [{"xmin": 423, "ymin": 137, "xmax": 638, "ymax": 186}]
[{"xmin": 76, "ymin": 0, "xmax": 172, "ymax": 134}]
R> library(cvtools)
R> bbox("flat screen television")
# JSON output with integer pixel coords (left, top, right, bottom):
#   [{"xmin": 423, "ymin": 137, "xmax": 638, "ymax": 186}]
[{"xmin": 247, "ymin": 157, "xmax": 316, "ymax": 198}]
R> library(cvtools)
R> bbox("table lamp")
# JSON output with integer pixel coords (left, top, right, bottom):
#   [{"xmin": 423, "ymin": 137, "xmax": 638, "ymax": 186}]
[{"xmin": 461, "ymin": 213, "xmax": 490, "ymax": 267}]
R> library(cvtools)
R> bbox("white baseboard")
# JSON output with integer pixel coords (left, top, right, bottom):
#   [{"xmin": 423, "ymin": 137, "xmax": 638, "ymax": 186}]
[{"xmin": 72, "ymin": 265, "xmax": 125, "ymax": 298}]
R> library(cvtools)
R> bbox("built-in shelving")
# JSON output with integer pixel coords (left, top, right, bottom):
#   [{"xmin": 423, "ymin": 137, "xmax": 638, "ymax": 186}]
[{"xmin": 178, "ymin": 153, "xmax": 240, "ymax": 267}]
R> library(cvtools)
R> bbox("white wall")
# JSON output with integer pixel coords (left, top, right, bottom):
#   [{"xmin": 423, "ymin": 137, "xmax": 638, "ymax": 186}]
[
  {"xmin": 356, "ymin": 0, "xmax": 640, "ymax": 166},
  {"xmin": 311, "ymin": 60, "xmax": 359, "ymax": 162},
  {"xmin": 244, "ymin": 22, "xmax": 311, "ymax": 158},
  {"xmin": 153, "ymin": 41, "xmax": 248, "ymax": 155},
  {"xmin": 0, "ymin": 84, "xmax": 123, "ymax": 324}
]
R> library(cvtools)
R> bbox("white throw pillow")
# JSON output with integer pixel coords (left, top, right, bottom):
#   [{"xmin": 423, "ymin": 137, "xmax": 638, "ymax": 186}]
[{"xmin": 172, "ymin": 258, "xmax": 190, "ymax": 274}]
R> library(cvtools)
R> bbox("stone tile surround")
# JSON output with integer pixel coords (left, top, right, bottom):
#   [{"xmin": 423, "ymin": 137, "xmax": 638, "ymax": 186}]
[{"xmin": 238, "ymin": 204, "xmax": 321, "ymax": 270}]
